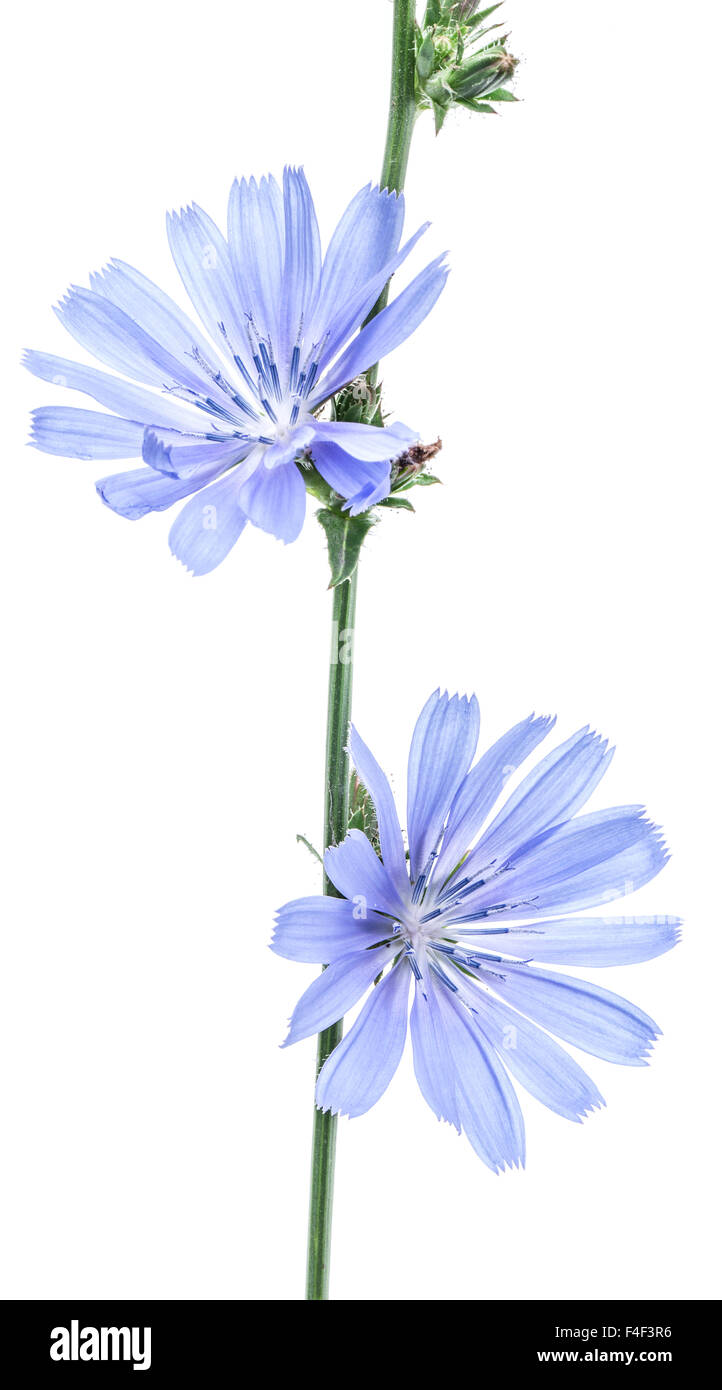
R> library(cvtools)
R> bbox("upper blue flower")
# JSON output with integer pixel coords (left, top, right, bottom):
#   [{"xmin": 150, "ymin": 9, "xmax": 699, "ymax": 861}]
[
  {"xmin": 25, "ymin": 169, "xmax": 447, "ymax": 574},
  {"xmin": 273, "ymin": 691, "xmax": 679, "ymax": 1172}
]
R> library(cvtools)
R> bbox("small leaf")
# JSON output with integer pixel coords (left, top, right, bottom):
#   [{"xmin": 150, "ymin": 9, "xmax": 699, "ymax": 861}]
[
  {"xmin": 392, "ymin": 468, "xmax": 442, "ymax": 494},
  {"xmin": 410, "ymin": 471, "xmax": 441, "ymax": 487},
  {"xmin": 423, "ymin": 0, "xmax": 443, "ymax": 26},
  {"xmin": 484, "ymin": 86, "xmax": 518, "ymax": 101},
  {"xmin": 317, "ymin": 508, "xmax": 375, "ymax": 588},
  {"xmin": 467, "ymin": 3, "xmax": 504, "ymax": 27},
  {"xmin": 296, "ymin": 834, "xmax": 323, "ymax": 865},
  {"xmin": 456, "ymin": 97, "xmax": 497, "ymax": 114},
  {"xmin": 416, "ymin": 33, "xmax": 436, "ymax": 82},
  {"xmin": 378, "ymin": 495, "xmax": 415, "ymax": 512}
]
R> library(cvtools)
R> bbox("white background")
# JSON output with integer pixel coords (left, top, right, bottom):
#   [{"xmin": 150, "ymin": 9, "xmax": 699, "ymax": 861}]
[{"xmin": 2, "ymin": 1, "xmax": 720, "ymax": 1301}]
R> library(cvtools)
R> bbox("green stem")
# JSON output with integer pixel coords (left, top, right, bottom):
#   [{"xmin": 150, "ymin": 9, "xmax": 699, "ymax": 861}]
[
  {"xmin": 367, "ymin": 0, "xmax": 418, "ymax": 352},
  {"xmin": 380, "ymin": 0, "xmax": 418, "ymax": 197},
  {"xmin": 306, "ymin": 568, "xmax": 358, "ymax": 1302},
  {"xmin": 305, "ymin": 0, "xmax": 419, "ymax": 1302}
]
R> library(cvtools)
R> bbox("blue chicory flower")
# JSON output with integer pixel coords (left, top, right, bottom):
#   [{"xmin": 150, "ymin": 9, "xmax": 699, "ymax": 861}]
[
  {"xmin": 25, "ymin": 169, "xmax": 447, "ymax": 574},
  {"xmin": 273, "ymin": 691, "xmax": 679, "ymax": 1172}
]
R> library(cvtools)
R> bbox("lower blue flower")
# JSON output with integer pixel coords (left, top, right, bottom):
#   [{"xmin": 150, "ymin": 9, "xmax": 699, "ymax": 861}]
[{"xmin": 273, "ymin": 691, "xmax": 679, "ymax": 1172}]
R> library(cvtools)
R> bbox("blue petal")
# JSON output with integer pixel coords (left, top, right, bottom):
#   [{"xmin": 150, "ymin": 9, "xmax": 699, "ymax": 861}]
[
  {"xmin": 309, "ymin": 184, "xmax": 405, "ymax": 348},
  {"xmin": 23, "ymin": 350, "xmax": 202, "ymax": 432},
  {"xmin": 168, "ymin": 468, "xmax": 247, "ymax": 575},
  {"xmin": 410, "ymin": 978, "xmax": 461, "ymax": 1129},
  {"xmin": 260, "ymin": 423, "xmax": 315, "ymax": 472},
  {"xmin": 166, "ymin": 203, "xmax": 255, "ymax": 377},
  {"xmin": 96, "ymin": 459, "xmax": 225, "ymax": 520},
  {"xmin": 342, "ymin": 475, "xmax": 391, "ymax": 516},
  {"xmin": 311, "ymin": 224, "xmax": 431, "ymax": 378},
  {"xmin": 55, "ymin": 286, "xmax": 212, "ymax": 395},
  {"xmin": 435, "ymin": 714, "xmax": 555, "ymax": 884},
  {"xmin": 271, "ymin": 896, "xmax": 393, "ymax": 963},
  {"xmin": 280, "ymin": 168, "xmax": 321, "ymax": 361},
  {"xmin": 311, "ymin": 419, "xmax": 416, "ymax": 462},
  {"xmin": 349, "ymin": 726, "xmax": 408, "ymax": 898},
  {"xmin": 313, "ymin": 225, "xmax": 431, "ymax": 386},
  {"xmin": 432, "ymin": 983, "xmax": 526, "ymax": 1171},
  {"xmin": 490, "ymin": 963, "xmax": 661, "ymax": 1065},
  {"xmin": 227, "ymin": 175, "xmax": 284, "ymax": 349},
  {"xmin": 313, "ymin": 254, "xmax": 448, "ymax": 403},
  {"xmin": 89, "ymin": 259, "xmax": 228, "ymax": 381},
  {"xmin": 142, "ymin": 427, "xmax": 250, "ymax": 479},
  {"xmin": 283, "ymin": 943, "xmax": 396, "ymax": 1046},
  {"xmin": 475, "ymin": 989, "xmax": 605, "ymax": 1122},
  {"xmin": 469, "ymin": 727, "xmax": 614, "ymax": 875},
  {"xmin": 237, "ymin": 459, "xmax": 306, "ymax": 543},
  {"xmin": 311, "ymin": 442, "xmax": 391, "ymax": 514},
  {"xmin": 324, "ymin": 829, "xmax": 406, "ymax": 918},
  {"xmin": 315, "ymin": 960, "xmax": 410, "ymax": 1117},
  {"xmin": 407, "ymin": 691, "xmax": 480, "ymax": 880},
  {"xmin": 493, "ymin": 915, "xmax": 682, "ymax": 967},
  {"xmin": 30, "ymin": 407, "xmax": 144, "ymax": 460},
  {"xmin": 451, "ymin": 808, "xmax": 668, "ymax": 921}
]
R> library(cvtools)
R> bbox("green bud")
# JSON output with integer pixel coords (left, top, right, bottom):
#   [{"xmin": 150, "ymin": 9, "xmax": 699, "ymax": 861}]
[
  {"xmin": 450, "ymin": 48, "xmax": 518, "ymax": 101},
  {"xmin": 348, "ymin": 775, "xmax": 379, "ymax": 849},
  {"xmin": 415, "ymin": 0, "xmax": 517, "ymax": 126},
  {"xmin": 333, "ymin": 376, "xmax": 380, "ymax": 426},
  {"xmin": 434, "ymin": 34, "xmax": 456, "ymax": 64}
]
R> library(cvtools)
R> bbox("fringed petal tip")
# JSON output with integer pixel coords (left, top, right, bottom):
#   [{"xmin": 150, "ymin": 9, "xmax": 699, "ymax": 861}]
[
  {"xmin": 493, "ymin": 1154, "xmax": 526, "ymax": 1175},
  {"xmin": 572, "ymin": 1095, "xmax": 607, "ymax": 1125},
  {"xmin": 142, "ymin": 429, "xmax": 171, "ymax": 473}
]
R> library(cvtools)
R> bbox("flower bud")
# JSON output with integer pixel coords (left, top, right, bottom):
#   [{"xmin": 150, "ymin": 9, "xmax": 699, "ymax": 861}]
[
  {"xmin": 415, "ymin": 0, "xmax": 518, "ymax": 128},
  {"xmin": 333, "ymin": 377, "xmax": 380, "ymax": 426},
  {"xmin": 449, "ymin": 45, "xmax": 519, "ymax": 103}
]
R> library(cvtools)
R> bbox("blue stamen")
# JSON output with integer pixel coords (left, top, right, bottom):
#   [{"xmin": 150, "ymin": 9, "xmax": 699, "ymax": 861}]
[
  {"xmin": 404, "ymin": 945, "xmax": 423, "ymax": 982},
  {"xmin": 448, "ymin": 927, "xmax": 510, "ymax": 937},
  {"xmin": 429, "ymin": 961, "xmax": 458, "ymax": 993},
  {"xmin": 231, "ymin": 351, "xmax": 259, "ymax": 398},
  {"xmin": 303, "ymin": 360, "xmax": 319, "ymax": 397},
  {"xmin": 289, "ymin": 344, "xmax": 301, "ymax": 392}
]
